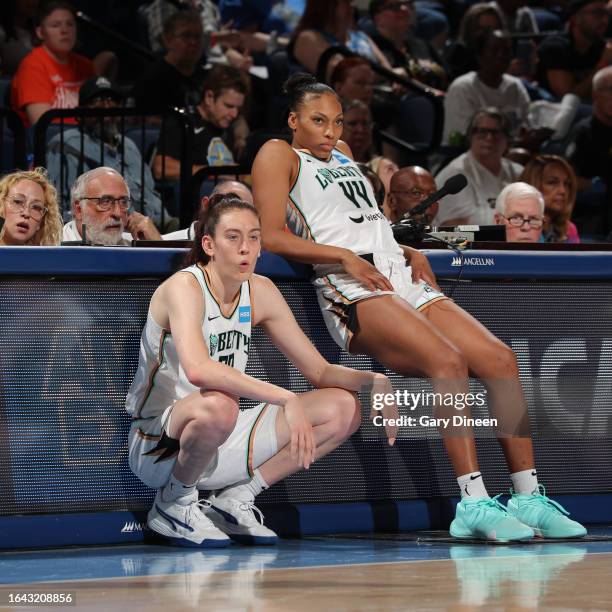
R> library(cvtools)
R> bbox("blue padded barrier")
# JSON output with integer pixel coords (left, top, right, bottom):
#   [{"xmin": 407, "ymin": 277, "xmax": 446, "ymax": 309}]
[{"xmin": 1, "ymin": 247, "xmax": 612, "ymax": 549}]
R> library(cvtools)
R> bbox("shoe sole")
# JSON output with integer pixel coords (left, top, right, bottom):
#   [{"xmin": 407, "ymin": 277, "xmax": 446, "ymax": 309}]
[
  {"xmin": 208, "ymin": 509, "xmax": 278, "ymax": 546},
  {"xmin": 157, "ymin": 533, "xmax": 232, "ymax": 548},
  {"xmin": 532, "ymin": 528, "xmax": 587, "ymax": 538},
  {"xmin": 229, "ymin": 533, "xmax": 278, "ymax": 545},
  {"xmin": 148, "ymin": 518, "xmax": 231, "ymax": 548},
  {"xmin": 450, "ymin": 521, "xmax": 533, "ymax": 542},
  {"xmin": 450, "ymin": 532, "xmax": 533, "ymax": 542}
]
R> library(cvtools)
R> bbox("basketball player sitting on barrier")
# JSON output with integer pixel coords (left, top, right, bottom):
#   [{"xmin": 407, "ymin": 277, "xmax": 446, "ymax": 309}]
[
  {"xmin": 63, "ymin": 167, "xmax": 161, "ymax": 245},
  {"xmin": 125, "ymin": 194, "xmax": 396, "ymax": 547},
  {"xmin": 251, "ymin": 73, "xmax": 587, "ymax": 542}
]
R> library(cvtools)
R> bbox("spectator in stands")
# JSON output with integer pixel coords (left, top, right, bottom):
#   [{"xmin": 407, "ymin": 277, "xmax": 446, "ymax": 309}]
[
  {"xmin": 367, "ymin": 0, "xmax": 446, "ymax": 89},
  {"xmin": 493, "ymin": 181, "xmax": 544, "ymax": 243},
  {"xmin": 330, "ymin": 56, "xmax": 376, "ymax": 105},
  {"xmin": 290, "ymin": 0, "xmax": 393, "ymax": 81},
  {"xmin": 521, "ymin": 154, "xmax": 580, "ymax": 243},
  {"xmin": 341, "ymin": 99, "xmax": 374, "ymax": 163},
  {"xmin": 133, "ymin": 9, "xmax": 208, "ymax": 114},
  {"xmin": 143, "ymin": 0, "xmax": 281, "ymax": 69},
  {"xmin": 367, "ymin": 155, "xmax": 398, "ymax": 196},
  {"xmin": 0, "ymin": 167, "xmax": 62, "ymax": 246},
  {"xmin": 163, "ymin": 179, "xmax": 253, "ymax": 240},
  {"xmin": 490, "ymin": 0, "xmax": 538, "ymax": 34},
  {"xmin": 46, "ymin": 76, "xmax": 166, "ymax": 227},
  {"xmin": 154, "ymin": 65, "xmax": 249, "ymax": 180},
  {"xmin": 443, "ymin": 29, "xmax": 530, "ymax": 145},
  {"xmin": 330, "ymin": 54, "xmax": 427, "ymax": 142},
  {"xmin": 537, "ymin": 0, "xmax": 611, "ymax": 100},
  {"xmin": 435, "ymin": 107, "xmax": 523, "ymax": 226},
  {"xmin": 0, "ymin": 0, "xmax": 38, "ymax": 77},
  {"xmin": 63, "ymin": 167, "xmax": 161, "ymax": 244},
  {"xmin": 144, "ymin": 0, "xmax": 223, "ymax": 55},
  {"xmin": 10, "ymin": 1, "xmax": 96, "ymax": 127},
  {"xmin": 327, "ymin": 23, "xmax": 442, "ymax": 148},
  {"xmin": 566, "ymin": 66, "xmax": 612, "ymax": 235},
  {"xmin": 367, "ymin": 155, "xmax": 398, "ymax": 217},
  {"xmin": 444, "ymin": 3, "xmax": 503, "ymax": 82},
  {"xmin": 387, "ymin": 165, "xmax": 439, "ymax": 224}
]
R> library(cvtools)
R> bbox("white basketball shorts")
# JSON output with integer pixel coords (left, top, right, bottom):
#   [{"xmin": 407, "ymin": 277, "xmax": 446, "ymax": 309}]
[
  {"xmin": 313, "ymin": 251, "xmax": 447, "ymax": 352},
  {"xmin": 128, "ymin": 402, "xmax": 279, "ymax": 490}
]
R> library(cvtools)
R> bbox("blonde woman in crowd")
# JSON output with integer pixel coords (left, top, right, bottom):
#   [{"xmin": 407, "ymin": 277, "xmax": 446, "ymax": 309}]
[{"xmin": 0, "ymin": 168, "xmax": 63, "ymax": 246}]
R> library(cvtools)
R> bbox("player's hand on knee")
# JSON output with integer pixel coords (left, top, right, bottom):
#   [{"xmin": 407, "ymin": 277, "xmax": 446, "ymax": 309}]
[
  {"xmin": 370, "ymin": 374, "xmax": 398, "ymax": 446},
  {"xmin": 342, "ymin": 253, "xmax": 394, "ymax": 292},
  {"xmin": 284, "ymin": 397, "xmax": 315, "ymax": 469},
  {"xmin": 409, "ymin": 250, "xmax": 439, "ymax": 290}
]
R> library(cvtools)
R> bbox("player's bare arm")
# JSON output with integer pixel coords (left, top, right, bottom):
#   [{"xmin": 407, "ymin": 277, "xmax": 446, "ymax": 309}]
[
  {"xmin": 252, "ymin": 140, "xmax": 392, "ymax": 291},
  {"xmin": 158, "ymin": 271, "xmax": 296, "ymax": 407}
]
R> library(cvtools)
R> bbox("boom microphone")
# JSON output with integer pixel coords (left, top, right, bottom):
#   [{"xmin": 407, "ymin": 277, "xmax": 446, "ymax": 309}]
[{"xmin": 405, "ymin": 173, "xmax": 468, "ymax": 218}]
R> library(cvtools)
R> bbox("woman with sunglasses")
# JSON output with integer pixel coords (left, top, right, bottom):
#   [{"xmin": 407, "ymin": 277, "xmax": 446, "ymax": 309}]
[{"xmin": 0, "ymin": 168, "xmax": 62, "ymax": 246}]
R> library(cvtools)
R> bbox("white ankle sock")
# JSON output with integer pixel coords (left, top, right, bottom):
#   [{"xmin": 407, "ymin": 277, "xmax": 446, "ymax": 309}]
[
  {"xmin": 457, "ymin": 471, "xmax": 489, "ymax": 499},
  {"xmin": 219, "ymin": 470, "xmax": 269, "ymax": 501},
  {"xmin": 511, "ymin": 468, "xmax": 539, "ymax": 495},
  {"xmin": 161, "ymin": 473, "xmax": 197, "ymax": 504}
]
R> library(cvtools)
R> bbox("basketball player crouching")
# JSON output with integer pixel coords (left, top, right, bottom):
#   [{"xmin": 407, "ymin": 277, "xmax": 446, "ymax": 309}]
[{"xmin": 125, "ymin": 196, "xmax": 397, "ymax": 547}]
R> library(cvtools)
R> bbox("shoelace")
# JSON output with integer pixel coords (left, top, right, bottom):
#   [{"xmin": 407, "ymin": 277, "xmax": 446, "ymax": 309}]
[
  {"xmin": 188, "ymin": 498, "xmax": 214, "ymax": 522},
  {"xmin": 525, "ymin": 485, "xmax": 570, "ymax": 516},
  {"xmin": 473, "ymin": 494, "xmax": 509, "ymax": 515},
  {"xmin": 236, "ymin": 500, "xmax": 265, "ymax": 525}
]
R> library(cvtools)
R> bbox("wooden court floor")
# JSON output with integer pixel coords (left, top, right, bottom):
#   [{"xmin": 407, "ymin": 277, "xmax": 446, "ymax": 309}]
[{"xmin": 1, "ymin": 537, "xmax": 612, "ymax": 610}]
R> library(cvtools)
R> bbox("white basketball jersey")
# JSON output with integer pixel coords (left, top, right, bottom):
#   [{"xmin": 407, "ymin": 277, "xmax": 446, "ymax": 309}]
[
  {"xmin": 126, "ymin": 265, "xmax": 252, "ymax": 419},
  {"xmin": 287, "ymin": 148, "xmax": 402, "ymax": 275}
]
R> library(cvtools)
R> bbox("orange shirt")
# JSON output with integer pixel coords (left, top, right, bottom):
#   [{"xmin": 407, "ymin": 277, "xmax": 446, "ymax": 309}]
[{"xmin": 11, "ymin": 45, "xmax": 94, "ymax": 127}]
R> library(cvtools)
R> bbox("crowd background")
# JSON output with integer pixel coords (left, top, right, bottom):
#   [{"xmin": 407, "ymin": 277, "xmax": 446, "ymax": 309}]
[{"xmin": 0, "ymin": 0, "xmax": 611, "ymax": 247}]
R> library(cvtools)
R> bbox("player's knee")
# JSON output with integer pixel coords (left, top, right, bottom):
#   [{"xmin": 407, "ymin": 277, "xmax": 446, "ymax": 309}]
[
  {"xmin": 493, "ymin": 344, "xmax": 518, "ymax": 377},
  {"xmin": 431, "ymin": 347, "xmax": 467, "ymax": 380},
  {"xmin": 332, "ymin": 390, "xmax": 361, "ymax": 441},
  {"xmin": 479, "ymin": 342, "xmax": 519, "ymax": 379},
  {"xmin": 193, "ymin": 392, "xmax": 239, "ymax": 442}
]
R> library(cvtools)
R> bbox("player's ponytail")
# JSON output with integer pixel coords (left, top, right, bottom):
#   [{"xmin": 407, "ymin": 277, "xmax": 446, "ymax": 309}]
[
  {"xmin": 283, "ymin": 72, "xmax": 338, "ymax": 113},
  {"xmin": 183, "ymin": 195, "xmax": 260, "ymax": 267}
]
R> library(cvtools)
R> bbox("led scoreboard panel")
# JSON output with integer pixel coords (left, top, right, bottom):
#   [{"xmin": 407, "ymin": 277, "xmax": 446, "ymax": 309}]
[{"xmin": 1, "ymin": 247, "xmax": 611, "ymax": 546}]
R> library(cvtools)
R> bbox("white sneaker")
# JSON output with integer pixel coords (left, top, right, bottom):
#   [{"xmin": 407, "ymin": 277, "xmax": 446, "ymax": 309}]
[
  {"xmin": 147, "ymin": 489, "xmax": 231, "ymax": 548},
  {"xmin": 208, "ymin": 487, "xmax": 278, "ymax": 545}
]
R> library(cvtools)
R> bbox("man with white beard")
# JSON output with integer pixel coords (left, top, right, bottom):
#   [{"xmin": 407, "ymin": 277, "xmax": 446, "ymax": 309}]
[{"xmin": 63, "ymin": 167, "xmax": 161, "ymax": 245}]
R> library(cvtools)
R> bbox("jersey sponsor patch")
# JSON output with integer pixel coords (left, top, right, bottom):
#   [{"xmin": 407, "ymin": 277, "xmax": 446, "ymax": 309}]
[
  {"xmin": 239, "ymin": 306, "xmax": 251, "ymax": 323},
  {"xmin": 346, "ymin": 210, "xmax": 385, "ymax": 223},
  {"xmin": 332, "ymin": 151, "xmax": 352, "ymax": 165}
]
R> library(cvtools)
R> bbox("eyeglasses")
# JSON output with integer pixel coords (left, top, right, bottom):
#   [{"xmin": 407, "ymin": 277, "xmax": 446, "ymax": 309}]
[
  {"xmin": 472, "ymin": 127, "xmax": 505, "ymax": 139},
  {"xmin": 81, "ymin": 195, "xmax": 132, "ymax": 212},
  {"xmin": 502, "ymin": 214, "xmax": 543, "ymax": 228},
  {"xmin": 391, "ymin": 188, "xmax": 436, "ymax": 200},
  {"xmin": 5, "ymin": 195, "xmax": 48, "ymax": 220}
]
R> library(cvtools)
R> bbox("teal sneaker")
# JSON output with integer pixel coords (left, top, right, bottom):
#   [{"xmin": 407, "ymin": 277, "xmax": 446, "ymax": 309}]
[
  {"xmin": 506, "ymin": 485, "xmax": 587, "ymax": 538},
  {"xmin": 450, "ymin": 495, "xmax": 535, "ymax": 542}
]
